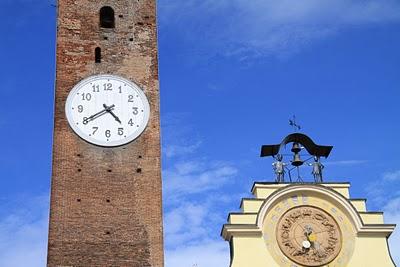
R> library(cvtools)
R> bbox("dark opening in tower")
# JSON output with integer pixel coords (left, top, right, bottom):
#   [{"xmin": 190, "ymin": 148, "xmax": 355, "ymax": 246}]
[
  {"xmin": 95, "ymin": 47, "xmax": 101, "ymax": 63},
  {"xmin": 100, "ymin": 6, "xmax": 115, "ymax": 28}
]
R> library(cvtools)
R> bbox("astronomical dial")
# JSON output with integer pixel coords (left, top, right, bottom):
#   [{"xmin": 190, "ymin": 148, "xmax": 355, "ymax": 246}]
[
  {"xmin": 276, "ymin": 206, "xmax": 342, "ymax": 266},
  {"xmin": 65, "ymin": 75, "xmax": 150, "ymax": 147}
]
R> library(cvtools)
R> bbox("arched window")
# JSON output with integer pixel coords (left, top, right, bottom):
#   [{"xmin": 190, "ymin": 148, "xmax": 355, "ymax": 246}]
[
  {"xmin": 100, "ymin": 6, "xmax": 115, "ymax": 28},
  {"xmin": 95, "ymin": 47, "xmax": 101, "ymax": 63}
]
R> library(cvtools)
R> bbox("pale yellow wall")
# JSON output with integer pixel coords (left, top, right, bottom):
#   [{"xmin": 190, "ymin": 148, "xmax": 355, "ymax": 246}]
[
  {"xmin": 230, "ymin": 236, "xmax": 273, "ymax": 267},
  {"xmin": 348, "ymin": 236, "xmax": 394, "ymax": 267},
  {"xmin": 224, "ymin": 183, "xmax": 395, "ymax": 267},
  {"xmin": 350, "ymin": 199, "xmax": 367, "ymax": 212},
  {"xmin": 241, "ymin": 199, "xmax": 263, "ymax": 213},
  {"xmin": 252, "ymin": 183, "xmax": 351, "ymax": 199},
  {"xmin": 359, "ymin": 212, "xmax": 384, "ymax": 224},
  {"xmin": 230, "ymin": 235, "xmax": 395, "ymax": 267},
  {"xmin": 229, "ymin": 214, "xmax": 257, "ymax": 224}
]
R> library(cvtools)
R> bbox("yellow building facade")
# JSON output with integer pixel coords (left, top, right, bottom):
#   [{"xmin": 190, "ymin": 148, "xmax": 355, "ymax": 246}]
[{"xmin": 222, "ymin": 182, "xmax": 396, "ymax": 267}]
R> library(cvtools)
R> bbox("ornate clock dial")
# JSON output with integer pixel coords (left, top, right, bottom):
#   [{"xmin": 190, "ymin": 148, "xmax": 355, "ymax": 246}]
[
  {"xmin": 65, "ymin": 75, "xmax": 150, "ymax": 147},
  {"xmin": 276, "ymin": 205, "xmax": 342, "ymax": 266}
]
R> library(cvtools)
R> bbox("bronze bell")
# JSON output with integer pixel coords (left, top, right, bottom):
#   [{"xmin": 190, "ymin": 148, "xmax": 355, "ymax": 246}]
[
  {"xmin": 292, "ymin": 152, "xmax": 304, "ymax": 166},
  {"xmin": 291, "ymin": 142, "xmax": 304, "ymax": 166},
  {"xmin": 291, "ymin": 142, "xmax": 302, "ymax": 153}
]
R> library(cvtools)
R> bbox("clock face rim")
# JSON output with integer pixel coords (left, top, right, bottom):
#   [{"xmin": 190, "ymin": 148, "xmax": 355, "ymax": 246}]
[
  {"xmin": 65, "ymin": 74, "xmax": 151, "ymax": 147},
  {"xmin": 275, "ymin": 205, "xmax": 343, "ymax": 267}
]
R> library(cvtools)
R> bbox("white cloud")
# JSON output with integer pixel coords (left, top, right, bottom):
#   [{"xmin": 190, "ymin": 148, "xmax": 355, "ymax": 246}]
[
  {"xmin": 383, "ymin": 170, "xmax": 400, "ymax": 181},
  {"xmin": 324, "ymin": 160, "xmax": 368, "ymax": 166},
  {"xmin": 164, "ymin": 202, "xmax": 210, "ymax": 247},
  {"xmin": 163, "ymin": 159, "xmax": 236, "ymax": 266},
  {"xmin": 366, "ymin": 169, "xmax": 400, "ymax": 205},
  {"xmin": 165, "ymin": 141, "xmax": 202, "ymax": 158},
  {"xmin": 164, "ymin": 160, "xmax": 238, "ymax": 199},
  {"xmin": 165, "ymin": 240, "xmax": 230, "ymax": 267},
  {"xmin": 383, "ymin": 197, "xmax": 400, "ymax": 264},
  {"xmin": 159, "ymin": 0, "xmax": 400, "ymax": 59},
  {"xmin": 0, "ymin": 196, "xmax": 49, "ymax": 267}
]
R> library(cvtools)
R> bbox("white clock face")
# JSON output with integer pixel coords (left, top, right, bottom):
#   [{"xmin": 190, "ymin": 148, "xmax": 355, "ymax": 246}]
[{"xmin": 65, "ymin": 75, "xmax": 150, "ymax": 147}]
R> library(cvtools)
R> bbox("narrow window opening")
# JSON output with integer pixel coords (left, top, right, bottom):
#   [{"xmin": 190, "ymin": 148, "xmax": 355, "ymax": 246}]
[
  {"xmin": 100, "ymin": 6, "xmax": 115, "ymax": 28},
  {"xmin": 95, "ymin": 47, "xmax": 101, "ymax": 63}
]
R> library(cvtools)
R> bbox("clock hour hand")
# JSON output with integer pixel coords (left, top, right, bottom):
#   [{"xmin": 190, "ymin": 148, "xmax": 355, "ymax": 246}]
[
  {"xmin": 83, "ymin": 104, "xmax": 115, "ymax": 125},
  {"xmin": 103, "ymin": 104, "xmax": 122, "ymax": 124}
]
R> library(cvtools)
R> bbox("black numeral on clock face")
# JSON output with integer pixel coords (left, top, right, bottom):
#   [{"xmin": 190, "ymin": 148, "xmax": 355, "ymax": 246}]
[
  {"xmin": 104, "ymin": 83, "xmax": 112, "ymax": 91},
  {"xmin": 78, "ymin": 105, "xmax": 84, "ymax": 113},
  {"xmin": 81, "ymin": 93, "xmax": 92, "ymax": 101},
  {"xmin": 92, "ymin": 127, "xmax": 99, "ymax": 135},
  {"xmin": 105, "ymin": 130, "xmax": 111, "ymax": 138},
  {"xmin": 118, "ymin": 128, "xmax": 124, "ymax": 136},
  {"xmin": 128, "ymin": 95, "xmax": 134, "ymax": 102},
  {"xmin": 132, "ymin": 107, "xmax": 139, "ymax": 115},
  {"xmin": 128, "ymin": 119, "xmax": 134, "ymax": 126}
]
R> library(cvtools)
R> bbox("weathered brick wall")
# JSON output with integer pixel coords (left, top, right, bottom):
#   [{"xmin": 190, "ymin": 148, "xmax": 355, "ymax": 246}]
[{"xmin": 47, "ymin": 0, "xmax": 164, "ymax": 266}]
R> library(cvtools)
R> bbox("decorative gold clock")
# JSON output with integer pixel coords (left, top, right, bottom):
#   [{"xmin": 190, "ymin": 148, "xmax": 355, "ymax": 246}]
[
  {"xmin": 263, "ymin": 194, "xmax": 355, "ymax": 267},
  {"xmin": 276, "ymin": 206, "xmax": 342, "ymax": 266}
]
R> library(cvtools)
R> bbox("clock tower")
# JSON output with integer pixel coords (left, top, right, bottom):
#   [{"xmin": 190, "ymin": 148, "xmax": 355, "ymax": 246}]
[
  {"xmin": 47, "ymin": 1, "xmax": 163, "ymax": 266},
  {"xmin": 222, "ymin": 134, "xmax": 396, "ymax": 267}
]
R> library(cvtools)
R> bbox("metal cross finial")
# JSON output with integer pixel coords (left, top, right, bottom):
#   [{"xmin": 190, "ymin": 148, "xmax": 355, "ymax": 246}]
[{"xmin": 289, "ymin": 115, "xmax": 301, "ymax": 132}]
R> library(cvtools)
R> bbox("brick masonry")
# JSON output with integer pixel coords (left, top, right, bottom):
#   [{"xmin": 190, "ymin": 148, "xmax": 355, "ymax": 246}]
[{"xmin": 47, "ymin": 0, "xmax": 164, "ymax": 266}]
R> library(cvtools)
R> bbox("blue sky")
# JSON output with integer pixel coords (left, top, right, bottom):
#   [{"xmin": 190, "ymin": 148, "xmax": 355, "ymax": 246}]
[{"xmin": 1, "ymin": 0, "xmax": 400, "ymax": 266}]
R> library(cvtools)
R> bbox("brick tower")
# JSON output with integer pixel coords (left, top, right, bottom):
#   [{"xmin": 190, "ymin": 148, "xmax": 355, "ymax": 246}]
[{"xmin": 47, "ymin": 1, "xmax": 163, "ymax": 266}]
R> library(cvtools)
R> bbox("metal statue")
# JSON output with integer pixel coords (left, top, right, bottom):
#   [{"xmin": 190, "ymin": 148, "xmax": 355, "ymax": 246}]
[
  {"xmin": 272, "ymin": 154, "xmax": 287, "ymax": 182},
  {"xmin": 309, "ymin": 156, "xmax": 324, "ymax": 183},
  {"xmin": 261, "ymin": 133, "xmax": 332, "ymax": 183}
]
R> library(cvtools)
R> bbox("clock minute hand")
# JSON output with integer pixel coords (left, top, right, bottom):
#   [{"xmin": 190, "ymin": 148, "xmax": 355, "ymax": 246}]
[
  {"xmin": 103, "ymin": 104, "xmax": 122, "ymax": 124},
  {"xmin": 83, "ymin": 105, "xmax": 115, "ymax": 125}
]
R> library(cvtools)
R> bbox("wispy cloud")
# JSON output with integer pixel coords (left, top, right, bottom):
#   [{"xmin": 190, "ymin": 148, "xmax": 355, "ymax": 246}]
[
  {"xmin": 165, "ymin": 141, "xmax": 202, "ymax": 158},
  {"xmin": 164, "ymin": 160, "xmax": 238, "ymax": 199},
  {"xmin": 324, "ymin": 160, "xmax": 368, "ymax": 166},
  {"xmin": 0, "ymin": 195, "xmax": 48, "ymax": 267},
  {"xmin": 163, "ymin": 159, "xmax": 237, "ymax": 266},
  {"xmin": 159, "ymin": 0, "xmax": 400, "ymax": 59},
  {"xmin": 365, "ymin": 170, "xmax": 400, "ymax": 264},
  {"xmin": 162, "ymin": 114, "xmax": 239, "ymax": 266},
  {"xmin": 383, "ymin": 197, "xmax": 400, "ymax": 264},
  {"xmin": 165, "ymin": 241, "xmax": 229, "ymax": 267},
  {"xmin": 366, "ymin": 169, "xmax": 400, "ymax": 204},
  {"xmin": 383, "ymin": 170, "xmax": 400, "ymax": 181}
]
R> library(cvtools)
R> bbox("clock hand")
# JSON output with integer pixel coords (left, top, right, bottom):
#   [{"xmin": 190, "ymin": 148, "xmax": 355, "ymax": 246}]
[
  {"xmin": 103, "ymin": 104, "xmax": 122, "ymax": 124},
  {"xmin": 290, "ymin": 229, "xmax": 333, "ymax": 240},
  {"xmin": 83, "ymin": 104, "xmax": 116, "ymax": 125}
]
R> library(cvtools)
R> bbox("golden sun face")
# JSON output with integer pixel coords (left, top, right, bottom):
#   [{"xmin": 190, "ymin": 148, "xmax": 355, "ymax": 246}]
[{"xmin": 276, "ymin": 206, "xmax": 342, "ymax": 266}]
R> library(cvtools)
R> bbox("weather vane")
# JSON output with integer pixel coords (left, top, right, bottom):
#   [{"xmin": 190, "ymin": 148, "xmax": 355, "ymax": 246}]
[{"xmin": 289, "ymin": 115, "xmax": 301, "ymax": 132}]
